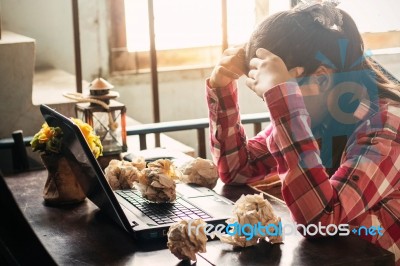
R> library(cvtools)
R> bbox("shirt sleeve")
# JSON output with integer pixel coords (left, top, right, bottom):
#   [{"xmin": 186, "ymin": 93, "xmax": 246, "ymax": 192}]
[
  {"xmin": 264, "ymin": 82, "xmax": 400, "ymax": 226},
  {"xmin": 206, "ymin": 79, "xmax": 277, "ymax": 184}
]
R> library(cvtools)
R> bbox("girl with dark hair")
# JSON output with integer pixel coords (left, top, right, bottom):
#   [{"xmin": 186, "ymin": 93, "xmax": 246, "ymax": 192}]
[{"xmin": 206, "ymin": 1, "xmax": 399, "ymax": 263}]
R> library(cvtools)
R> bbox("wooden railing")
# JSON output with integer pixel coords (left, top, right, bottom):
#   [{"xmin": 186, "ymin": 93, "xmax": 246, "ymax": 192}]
[
  {"xmin": 126, "ymin": 112, "xmax": 270, "ymax": 158},
  {"xmin": 0, "ymin": 112, "xmax": 270, "ymax": 171}
]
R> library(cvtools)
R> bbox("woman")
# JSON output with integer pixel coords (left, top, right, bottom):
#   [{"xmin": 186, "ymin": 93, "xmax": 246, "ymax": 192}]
[{"xmin": 206, "ymin": 1, "xmax": 400, "ymax": 263}]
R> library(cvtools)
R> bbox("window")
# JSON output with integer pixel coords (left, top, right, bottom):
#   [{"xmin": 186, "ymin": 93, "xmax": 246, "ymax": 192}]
[
  {"xmin": 340, "ymin": 0, "xmax": 399, "ymax": 33},
  {"xmin": 109, "ymin": 0, "xmax": 271, "ymax": 74},
  {"xmin": 109, "ymin": 0, "xmax": 399, "ymax": 74},
  {"xmin": 339, "ymin": 0, "xmax": 400, "ymax": 51},
  {"xmin": 125, "ymin": 0, "xmax": 255, "ymax": 52}
]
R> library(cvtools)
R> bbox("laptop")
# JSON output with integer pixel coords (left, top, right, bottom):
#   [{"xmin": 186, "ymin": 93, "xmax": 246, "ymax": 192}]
[{"xmin": 40, "ymin": 104, "xmax": 234, "ymax": 240}]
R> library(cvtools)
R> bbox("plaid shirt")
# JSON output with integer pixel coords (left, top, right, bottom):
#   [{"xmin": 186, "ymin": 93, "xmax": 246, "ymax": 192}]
[{"xmin": 207, "ymin": 80, "xmax": 400, "ymax": 264}]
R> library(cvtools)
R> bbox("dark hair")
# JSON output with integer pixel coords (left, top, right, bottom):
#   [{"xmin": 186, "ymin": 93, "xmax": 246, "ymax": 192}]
[
  {"xmin": 245, "ymin": 5, "xmax": 400, "ymax": 174},
  {"xmin": 245, "ymin": 5, "xmax": 400, "ymax": 101}
]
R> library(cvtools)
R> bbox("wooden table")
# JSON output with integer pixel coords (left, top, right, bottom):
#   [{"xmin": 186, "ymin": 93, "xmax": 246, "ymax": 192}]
[{"xmin": 4, "ymin": 170, "xmax": 395, "ymax": 266}]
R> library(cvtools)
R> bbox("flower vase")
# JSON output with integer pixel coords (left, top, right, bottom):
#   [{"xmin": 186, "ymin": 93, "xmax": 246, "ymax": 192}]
[{"xmin": 41, "ymin": 154, "xmax": 86, "ymax": 205}]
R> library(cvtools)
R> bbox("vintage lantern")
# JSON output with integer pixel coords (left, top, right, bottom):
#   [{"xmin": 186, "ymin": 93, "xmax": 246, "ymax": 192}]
[{"xmin": 75, "ymin": 78, "xmax": 127, "ymax": 155}]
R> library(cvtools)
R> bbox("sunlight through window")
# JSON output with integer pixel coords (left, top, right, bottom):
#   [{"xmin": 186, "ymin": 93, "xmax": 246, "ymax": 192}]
[
  {"xmin": 339, "ymin": 0, "xmax": 400, "ymax": 33},
  {"xmin": 115, "ymin": 0, "xmax": 400, "ymax": 72},
  {"xmin": 124, "ymin": 0, "xmax": 255, "ymax": 52}
]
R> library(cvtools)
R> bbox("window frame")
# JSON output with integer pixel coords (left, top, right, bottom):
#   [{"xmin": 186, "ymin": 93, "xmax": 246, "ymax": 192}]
[
  {"xmin": 109, "ymin": 0, "xmax": 240, "ymax": 75},
  {"xmin": 108, "ymin": 0, "xmax": 400, "ymax": 75}
]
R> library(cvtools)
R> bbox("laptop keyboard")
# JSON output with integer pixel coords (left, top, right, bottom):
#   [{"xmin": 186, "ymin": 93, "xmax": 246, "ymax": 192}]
[{"xmin": 116, "ymin": 190, "xmax": 212, "ymax": 225}]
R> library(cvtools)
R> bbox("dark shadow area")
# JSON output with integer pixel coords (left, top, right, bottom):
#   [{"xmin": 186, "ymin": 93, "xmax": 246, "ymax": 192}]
[{"xmin": 0, "ymin": 171, "xmax": 57, "ymax": 265}]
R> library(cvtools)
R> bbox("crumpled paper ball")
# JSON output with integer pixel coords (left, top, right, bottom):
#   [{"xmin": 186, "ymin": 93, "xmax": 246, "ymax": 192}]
[
  {"xmin": 167, "ymin": 219, "xmax": 207, "ymax": 261},
  {"xmin": 147, "ymin": 159, "xmax": 181, "ymax": 179},
  {"xmin": 129, "ymin": 156, "xmax": 146, "ymax": 171},
  {"xmin": 179, "ymin": 157, "xmax": 219, "ymax": 189},
  {"xmin": 219, "ymin": 193, "xmax": 282, "ymax": 247},
  {"xmin": 136, "ymin": 159, "xmax": 178, "ymax": 202},
  {"xmin": 104, "ymin": 159, "xmax": 144, "ymax": 190}
]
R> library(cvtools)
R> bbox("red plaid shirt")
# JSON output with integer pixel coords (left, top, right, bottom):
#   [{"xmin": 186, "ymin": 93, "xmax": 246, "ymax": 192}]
[{"xmin": 207, "ymin": 80, "xmax": 400, "ymax": 264}]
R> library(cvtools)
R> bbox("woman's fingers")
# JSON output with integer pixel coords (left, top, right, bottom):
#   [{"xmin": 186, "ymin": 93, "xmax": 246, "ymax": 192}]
[
  {"xmin": 223, "ymin": 46, "xmax": 245, "ymax": 57},
  {"xmin": 216, "ymin": 66, "xmax": 240, "ymax": 80},
  {"xmin": 249, "ymin": 57, "xmax": 260, "ymax": 70},
  {"xmin": 249, "ymin": 48, "xmax": 284, "ymax": 69},
  {"xmin": 247, "ymin": 69, "xmax": 257, "ymax": 80},
  {"xmin": 209, "ymin": 46, "xmax": 246, "ymax": 88},
  {"xmin": 245, "ymin": 77, "xmax": 256, "ymax": 92},
  {"xmin": 209, "ymin": 65, "xmax": 240, "ymax": 88},
  {"xmin": 255, "ymin": 48, "xmax": 271, "ymax": 59},
  {"xmin": 219, "ymin": 48, "xmax": 246, "ymax": 75}
]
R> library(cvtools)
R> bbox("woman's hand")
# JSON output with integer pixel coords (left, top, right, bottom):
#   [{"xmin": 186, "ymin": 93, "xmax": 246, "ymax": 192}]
[
  {"xmin": 209, "ymin": 46, "xmax": 247, "ymax": 88},
  {"xmin": 246, "ymin": 48, "xmax": 304, "ymax": 98}
]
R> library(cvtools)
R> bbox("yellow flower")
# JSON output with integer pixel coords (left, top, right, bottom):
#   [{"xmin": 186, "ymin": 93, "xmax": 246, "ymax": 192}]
[
  {"xmin": 31, "ymin": 118, "xmax": 103, "ymax": 158},
  {"xmin": 71, "ymin": 118, "xmax": 103, "ymax": 158},
  {"xmin": 71, "ymin": 118, "xmax": 92, "ymax": 136},
  {"xmin": 31, "ymin": 123, "xmax": 63, "ymax": 154}
]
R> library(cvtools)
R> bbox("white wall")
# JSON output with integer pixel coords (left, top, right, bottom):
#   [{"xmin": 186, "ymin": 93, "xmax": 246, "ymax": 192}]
[{"xmin": 1, "ymin": 0, "xmax": 109, "ymax": 81}]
